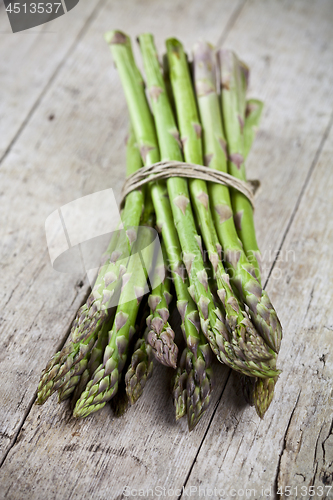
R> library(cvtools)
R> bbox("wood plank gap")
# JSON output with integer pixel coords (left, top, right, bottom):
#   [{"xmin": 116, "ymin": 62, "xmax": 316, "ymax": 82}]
[
  {"xmin": 264, "ymin": 108, "xmax": 333, "ymax": 289},
  {"xmin": 0, "ymin": 391, "xmax": 37, "ymax": 468},
  {"xmin": 215, "ymin": 0, "xmax": 246, "ymax": 48},
  {"xmin": 0, "ymin": 0, "xmax": 105, "ymax": 168},
  {"xmin": 178, "ymin": 370, "xmax": 232, "ymax": 500},
  {"xmin": 273, "ymin": 389, "xmax": 301, "ymax": 500},
  {"xmin": 0, "ymin": 282, "xmax": 93, "ymax": 468}
]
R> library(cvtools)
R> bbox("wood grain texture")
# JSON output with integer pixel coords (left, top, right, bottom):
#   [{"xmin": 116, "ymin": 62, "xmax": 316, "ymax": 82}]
[
  {"xmin": 177, "ymin": 0, "xmax": 333, "ymax": 496},
  {"xmin": 0, "ymin": 0, "xmax": 240, "ymax": 473},
  {"xmin": 1, "ymin": 0, "xmax": 333, "ymax": 498},
  {"xmin": 0, "ymin": 0, "xmax": 102, "ymax": 160},
  {"xmin": 275, "ymin": 125, "xmax": 333, "ymax": 497},
  {"xmin": 185, "ymin": 116, "xmax": 333, "ymax": 500},
  {"xmin": 225, "ymin": 0, "xmax": 333, "ymax": 285}
]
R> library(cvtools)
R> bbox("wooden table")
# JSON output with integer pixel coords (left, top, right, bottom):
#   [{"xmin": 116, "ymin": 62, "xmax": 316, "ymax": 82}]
[{"xmin": 0, "ymin": 1, "xmax": 332, "ymax": 498}]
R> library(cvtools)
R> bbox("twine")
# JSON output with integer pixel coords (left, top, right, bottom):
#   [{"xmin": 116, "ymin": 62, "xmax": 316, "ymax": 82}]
[{"xmin": 120, "ymin": 160, "xmax": 259, "ymax": 209}]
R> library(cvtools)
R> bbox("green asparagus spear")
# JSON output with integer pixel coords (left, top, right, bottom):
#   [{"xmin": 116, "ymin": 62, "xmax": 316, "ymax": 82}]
[
  {"xmin": 219, "ymin": 49, "xmax": 283, "ymax": 414},
  {"xmin": 193, "ymin": 41, "xmax": 282, "ymax": 415},
  {"xmin": 172, "ymin": 348, "xmax": 188, "ymax": 420},
  {"xmin": 58, "ymin": 225, "xmax": 123, "ymax": 403},
  {"xmin": 58, "ymin": 315, "xmax": 112, "ymax": 403},
  {"xmin": 243, "ymin": 99, "xmax": 264, "ymax": 163},
  {"xmin": 192, "ymin": 41, "xmax": 282, "ymax": 356},
  {"xmin": 241, "ymin": 99, "xmax": 278, "ymax": 416},
  {"xmin": 110, "ymin": 300, "xmax": 151, "ymax": 415}
]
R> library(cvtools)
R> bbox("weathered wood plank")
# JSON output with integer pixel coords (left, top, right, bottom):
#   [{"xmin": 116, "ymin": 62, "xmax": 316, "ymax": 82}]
[
  {"xmin": 180, "ymin": 0, "xmax": 333, "ymax": 496},
  {"xmin": 184, "ymin": 116, "xmax": 333, "ymax": 500},
  {"xmin": 0, "ymin": 0, "xmax": 240, "ymax": 467},
  {"xmin": 228, "ymin": 0, "xmax": 333, "ymax": 284},
  {"xmin": 275, "ymin": 125, "xmax": 333, "ymax": 497},
  {"xmin": 0, "ymin": 0, "xmax": 102, "ymax": 160}
]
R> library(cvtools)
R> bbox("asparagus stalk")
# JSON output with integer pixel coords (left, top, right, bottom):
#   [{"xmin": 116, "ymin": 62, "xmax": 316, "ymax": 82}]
[
  {"xmin": 36, "ymin": 128, "xmax": 144, "ymax": 405},
  {"xmin": 172, "ymin": 261, "xmax": 213, "ymax": 429},
  {"xmin": 192, "ymin": 41, "xmax": 282, "ymax": 355},
  {"xmin": 58, "ymin": 129, "xmax": 144, "ymax": 406},
  {"xmin": 136, "ymin": 34, "xmax": 218, "ymax": 346},
  {"xmin": 107, "ymin": 31, "xmax": 214, "ymax": 428},
  {"xmin": 219, "ymin": 50, "xmax": 283, "ymax": 414},
  {"xmin": 218, "ymin": 50, "xmax": 261, "ymax": 281},
  {"xmin": 243, "ymin": 98, "xmax": 264, "ymax": 163},
  {"xmin": 36, "ymin": 330, "xmax": 97, "ymax": 405},
  {"xmin": 70, "ymin": 315, "xmax": 114, "ymax": 407},
  {"xmin": 172, "ymin": 312, "xmax": 214, "ymax": 426},
  {"xmin": 165, "ymin": 37, "xmax": 277, "ymax": 378},
  {"xmin": 242, "ymin": 99, "xmax": 278, "ymax": 416},
  {"xmin": 58, "ymin": 316, "xmax": 111, "ymax": 403},
  {"xmin": 172, "ymin": 349, "xmax": 188, "ymax": 420},
  {"xmin": 73, "ymin": 192, "xmax": 156, "ymax": 418},
  {"xmin": 125, "ymin": 326, "xmax": 154, "ymax": 405},
  {"xmin": 146, "ymin": 240, "xmax": 177, "ymax": 368},
  {"xmin": 111, "ymin": 299, "xmax": 151, "ymax": 415}
]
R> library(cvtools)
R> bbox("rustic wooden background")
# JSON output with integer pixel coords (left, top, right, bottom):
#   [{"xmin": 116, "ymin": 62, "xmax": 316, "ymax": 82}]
[{"xmin": 0, "ymin": 0, "xmax": 332, "ymax": 498}]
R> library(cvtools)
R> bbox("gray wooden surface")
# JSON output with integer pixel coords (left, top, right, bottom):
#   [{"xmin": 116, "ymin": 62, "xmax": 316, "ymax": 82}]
[{"xmin": 0, "ymin": 0, "xmax": 332, "ymax": 499}]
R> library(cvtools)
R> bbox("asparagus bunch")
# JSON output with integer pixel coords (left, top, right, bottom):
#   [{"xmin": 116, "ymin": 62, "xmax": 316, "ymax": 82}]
[
  {"xmin": 106, "ymin": 31, "xmax": 214, "ymax": 429},
  {"xmin": 36, "ymin": 30, "xmax": 283, "ymax": 430}
]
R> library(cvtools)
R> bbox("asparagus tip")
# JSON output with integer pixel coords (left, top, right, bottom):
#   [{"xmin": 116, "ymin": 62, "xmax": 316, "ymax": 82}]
[
  {"xmin": 253, "ymin": 377, "xmax": 277, "ymax": 419},
  {"xmin": 104, "ymin": 30, "xmax": 128, "ymax": 46}
]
